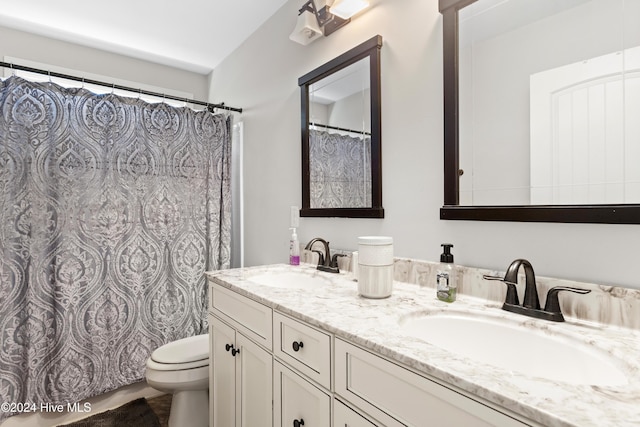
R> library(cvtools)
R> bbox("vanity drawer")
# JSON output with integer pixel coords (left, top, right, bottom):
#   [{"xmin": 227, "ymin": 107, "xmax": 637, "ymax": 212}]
[
  {"xmin": 335, "ymin": 338, "xmax": 530, "ymax": 427},
  {"xmin": 274, "ymin": 311, "xmax": 332, "ymax": 390},
  {"xmin": 210, "ymin": 282, "xmax": 273, "ymax": 350}
]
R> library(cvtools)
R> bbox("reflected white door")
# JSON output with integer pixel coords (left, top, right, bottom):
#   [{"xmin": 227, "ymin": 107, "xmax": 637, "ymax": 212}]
[{"xmin": 530, "ymin": 47, "xmax": 640, "ymax": 204}]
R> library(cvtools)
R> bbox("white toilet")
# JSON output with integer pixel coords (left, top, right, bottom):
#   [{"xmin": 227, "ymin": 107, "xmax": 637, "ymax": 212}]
[{"xmin": 145, "ymin": 334, "xmax": 209, "ymax": 427}]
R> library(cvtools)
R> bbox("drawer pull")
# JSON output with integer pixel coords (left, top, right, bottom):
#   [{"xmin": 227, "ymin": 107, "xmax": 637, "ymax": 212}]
[
  {"xmin": 292, "ymin": 341, "xmax": 304, "ymax": 352},
  {"xmin": 293, "ymin": 418, "xmax": 305, "ymax": 427}
]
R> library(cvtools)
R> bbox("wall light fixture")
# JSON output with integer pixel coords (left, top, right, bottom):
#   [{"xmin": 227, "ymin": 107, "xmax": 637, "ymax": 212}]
[
  {"xmin": 289, "ymin": 0, "xmax": 369, "ymax": 45},
  {"xmin": 329, "ymin": 0, "xmax": 370, "ymax": 19}
]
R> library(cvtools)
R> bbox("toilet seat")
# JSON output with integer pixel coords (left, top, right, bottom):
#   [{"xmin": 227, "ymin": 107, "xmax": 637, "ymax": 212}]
[
  {"xmin": 148, "ymin": 334, "xmax": 209, "ymax": 371},
  {"xmin": 146, "ymin": 357, "xmax": 208, "ymax": 371}
]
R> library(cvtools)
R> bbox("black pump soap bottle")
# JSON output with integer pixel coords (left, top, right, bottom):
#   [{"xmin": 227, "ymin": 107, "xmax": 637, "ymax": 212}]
[{"xmin": 436, "ymin": 243, "xmax": 457, "ymax": 303}]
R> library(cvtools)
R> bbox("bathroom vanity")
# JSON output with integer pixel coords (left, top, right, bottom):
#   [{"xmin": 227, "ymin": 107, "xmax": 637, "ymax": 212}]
[{"xmin": 206, "ymin": 262, "xmax": 640, "ymax": 427}]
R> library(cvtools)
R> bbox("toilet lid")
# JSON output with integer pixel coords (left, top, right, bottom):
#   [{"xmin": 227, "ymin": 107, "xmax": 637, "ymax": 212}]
[{"xmin": 151, "ymin": 334, "xmax": 209, "ymax": 364}]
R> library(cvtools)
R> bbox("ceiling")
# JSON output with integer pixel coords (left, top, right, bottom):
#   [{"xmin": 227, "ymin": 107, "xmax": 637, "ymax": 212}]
[{"xmin": 0, "ymin": 0, "xmax": 290, "ymax": 74}]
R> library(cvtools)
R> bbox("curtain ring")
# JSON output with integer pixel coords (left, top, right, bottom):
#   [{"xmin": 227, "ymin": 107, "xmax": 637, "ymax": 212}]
[
  {"xmin": 81, "ymin": 77, "xmax": 85, "ymax": 90},
  {"xmin": 111, "ymin": 83, "xmax": 115, "ymax": 95}
]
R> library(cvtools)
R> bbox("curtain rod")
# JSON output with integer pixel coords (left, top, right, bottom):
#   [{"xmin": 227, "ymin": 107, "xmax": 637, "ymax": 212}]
[
  {"xmin": 0, "ymin": 61, "xmax": 243, "ymax": 113},
  {"xmin": 310, "ymin": 122, "xmax": 371, "ymax": 136}
]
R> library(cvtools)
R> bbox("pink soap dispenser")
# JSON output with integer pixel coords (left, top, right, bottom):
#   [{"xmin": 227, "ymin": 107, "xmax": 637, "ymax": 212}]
[{"xmin": 289, "ymin": 228, "xmax": 300, "ymax": 266}]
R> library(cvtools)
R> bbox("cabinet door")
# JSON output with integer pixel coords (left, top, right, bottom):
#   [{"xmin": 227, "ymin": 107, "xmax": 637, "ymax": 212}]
[
  {"xmin": 211, "ymin": 316, "xmax": 237, "ymax": 427},
  {"xmin": 237, "ymin": 333, "xmax": 273, "ymax": 427},
  {"xmin": 274, "ymin": 361, "xmax": 331, "ymax": 427}
]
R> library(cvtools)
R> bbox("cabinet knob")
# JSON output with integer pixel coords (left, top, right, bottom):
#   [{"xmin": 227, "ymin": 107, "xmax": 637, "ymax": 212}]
[
  {"xmin": 293, "ymin": 419, "xmax": 305, "ymax": 427},
  {"xmin": 231, "ymin": 348, "xmax": 240, "ymax": 356},
  {"xmin": 225, "ymin": 343, "xmax": 234, "ymax": 352},
  {"xmin": 292, "ymin": 341, "xmax": 304, "ymax": 352}
]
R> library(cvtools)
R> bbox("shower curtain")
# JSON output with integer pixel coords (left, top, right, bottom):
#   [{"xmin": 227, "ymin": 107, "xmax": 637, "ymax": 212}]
[
  {"xmin": 0, "ymin": 76, "xmax": 231, "ymax": 419},
  {"xmin": 309, "ymin": 129, "xmax": 371, "ymax": 208}
]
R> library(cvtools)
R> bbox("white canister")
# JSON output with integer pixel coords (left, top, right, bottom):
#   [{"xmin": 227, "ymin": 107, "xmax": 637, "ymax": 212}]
[{"xmin": 357, "ymin": 236, "xmax": 393, "ymax": 298}]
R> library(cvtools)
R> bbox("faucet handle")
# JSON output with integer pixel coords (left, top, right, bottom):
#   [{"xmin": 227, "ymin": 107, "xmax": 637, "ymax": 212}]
[
  {"xmin": 330, "ymin": 253, "xmax": 346, "ymax": 268},
  {"xmin": 483, "ymin": 275, "xmax": 519, "ymax": 306},
  {"xmin": 543, "ymin": 286, "xmax": 591, "ymax": 319}
]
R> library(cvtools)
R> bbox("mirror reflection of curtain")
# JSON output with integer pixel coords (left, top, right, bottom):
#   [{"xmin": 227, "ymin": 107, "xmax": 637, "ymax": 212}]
[
  {"xmin": 0, "ymin": 76, "xmax": 231, "ymax": 420},
  {"xmin": 309, "ymin": 129, "xmax": 371, "ymax": 208}
]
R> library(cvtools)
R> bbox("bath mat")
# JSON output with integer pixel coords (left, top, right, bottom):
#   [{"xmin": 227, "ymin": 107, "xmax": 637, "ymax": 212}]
[{"xmin": 58, "ymin": 398, "xmax": 160, "ymax": 427}]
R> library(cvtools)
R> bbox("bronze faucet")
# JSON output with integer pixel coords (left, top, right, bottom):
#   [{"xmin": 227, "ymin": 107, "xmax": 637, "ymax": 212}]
[
  {"xmin": 304, "ymin": 237, "xmax": 344, "ymax": 273},
  {"xmin": 484, "ymin": 259, "xmax": 590, "ymax": 322}
]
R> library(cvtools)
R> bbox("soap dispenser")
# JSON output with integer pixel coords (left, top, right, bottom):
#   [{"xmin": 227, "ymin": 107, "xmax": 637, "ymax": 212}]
[
  {"xmin": 436, "ymin": 243, "xmax": 457, "ymax": 302},
  {"xmin": 289, "ymin": 228, "xmax": 300, "ymax": 266},
  {"xmin": 289, "ymin": 206, "xmax": 300, "ymax": 266}
]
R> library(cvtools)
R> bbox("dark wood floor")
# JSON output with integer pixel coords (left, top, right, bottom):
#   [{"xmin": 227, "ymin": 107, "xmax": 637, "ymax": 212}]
[{"xmin": 147, "ymin": 394, "xmax": 172, "ymax": 427}]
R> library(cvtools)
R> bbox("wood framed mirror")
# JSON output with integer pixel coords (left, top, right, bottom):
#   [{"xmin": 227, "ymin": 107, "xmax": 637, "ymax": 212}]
[
  {"xmin": 440, "ymin": 0, "xmax": 640, "ymax": 224},
  {"xmin": 299, "ymin": 35, "xmax": 383, "ymax": 218}
]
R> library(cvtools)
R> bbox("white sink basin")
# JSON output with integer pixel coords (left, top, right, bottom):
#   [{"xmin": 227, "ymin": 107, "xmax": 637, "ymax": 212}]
[
  {"xmin": 248, "ymin": 269, "xmax": 332, "ymax": 289},
  {"xmin": 399, "ymin": 310, "xmax": 628, "ymax": 386}
]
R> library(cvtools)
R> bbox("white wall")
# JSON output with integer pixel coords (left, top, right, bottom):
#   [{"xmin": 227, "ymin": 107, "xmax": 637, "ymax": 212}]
[
  {"xmin": 210, "ymin": 0, "xmax": 640, "ymax": 290},
  {"xmin": 328, "ymin": 88, "xmax": 371, "ymax": 132},
  {"xmin": 0, "ymin": 25, "xmax": 209, "ymax": 100}
]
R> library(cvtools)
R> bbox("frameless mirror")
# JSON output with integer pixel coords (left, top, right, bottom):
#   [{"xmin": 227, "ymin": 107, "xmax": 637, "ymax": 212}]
[
  {"xmin": 299, "ymin": 35, "xmax": 383, "ymax": 218},
  {"xmin": 440, "ymin": 0, "xmax": 640, "ymax": 223}
]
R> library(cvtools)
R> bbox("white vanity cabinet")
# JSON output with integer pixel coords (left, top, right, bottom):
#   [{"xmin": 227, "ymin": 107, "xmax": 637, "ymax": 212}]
[
  {"xmin": 208, "ymin": 276, "xmax": 540, "ymax": 427},
  {"xmin": 209, "ymin": 283, "xmax": 273, "ymax": 427}
]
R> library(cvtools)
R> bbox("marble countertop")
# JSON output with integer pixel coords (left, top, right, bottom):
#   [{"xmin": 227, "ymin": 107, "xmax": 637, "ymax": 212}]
[{"xmin": 206, "ymin": 263, "xmax": 640, "ymax": 427}]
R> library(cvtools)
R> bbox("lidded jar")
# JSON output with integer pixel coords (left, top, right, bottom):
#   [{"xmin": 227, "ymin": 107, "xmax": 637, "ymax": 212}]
[{"xmin": 357, "ymin": 236, "xmax": 393, "ymax": 298}]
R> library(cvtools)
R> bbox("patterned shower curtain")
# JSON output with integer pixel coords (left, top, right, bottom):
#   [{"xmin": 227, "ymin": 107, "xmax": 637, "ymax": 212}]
[
  {"xmin": 309, "ymin": 129, "xmax": 371, "ymax": 208},
  {"xmin": 0, "ymin": 76, "xmax": 231, "ymax": 419}
]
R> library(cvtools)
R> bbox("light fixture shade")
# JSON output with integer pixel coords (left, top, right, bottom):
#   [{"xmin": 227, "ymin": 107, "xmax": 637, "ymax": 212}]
[
  {"xmin": 289, "ymin": 9, "xmax": 323, "ymax": 45},
  {"xmin": 329, "ymin": 0, "xmax": 369, "ymax": 19}
]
